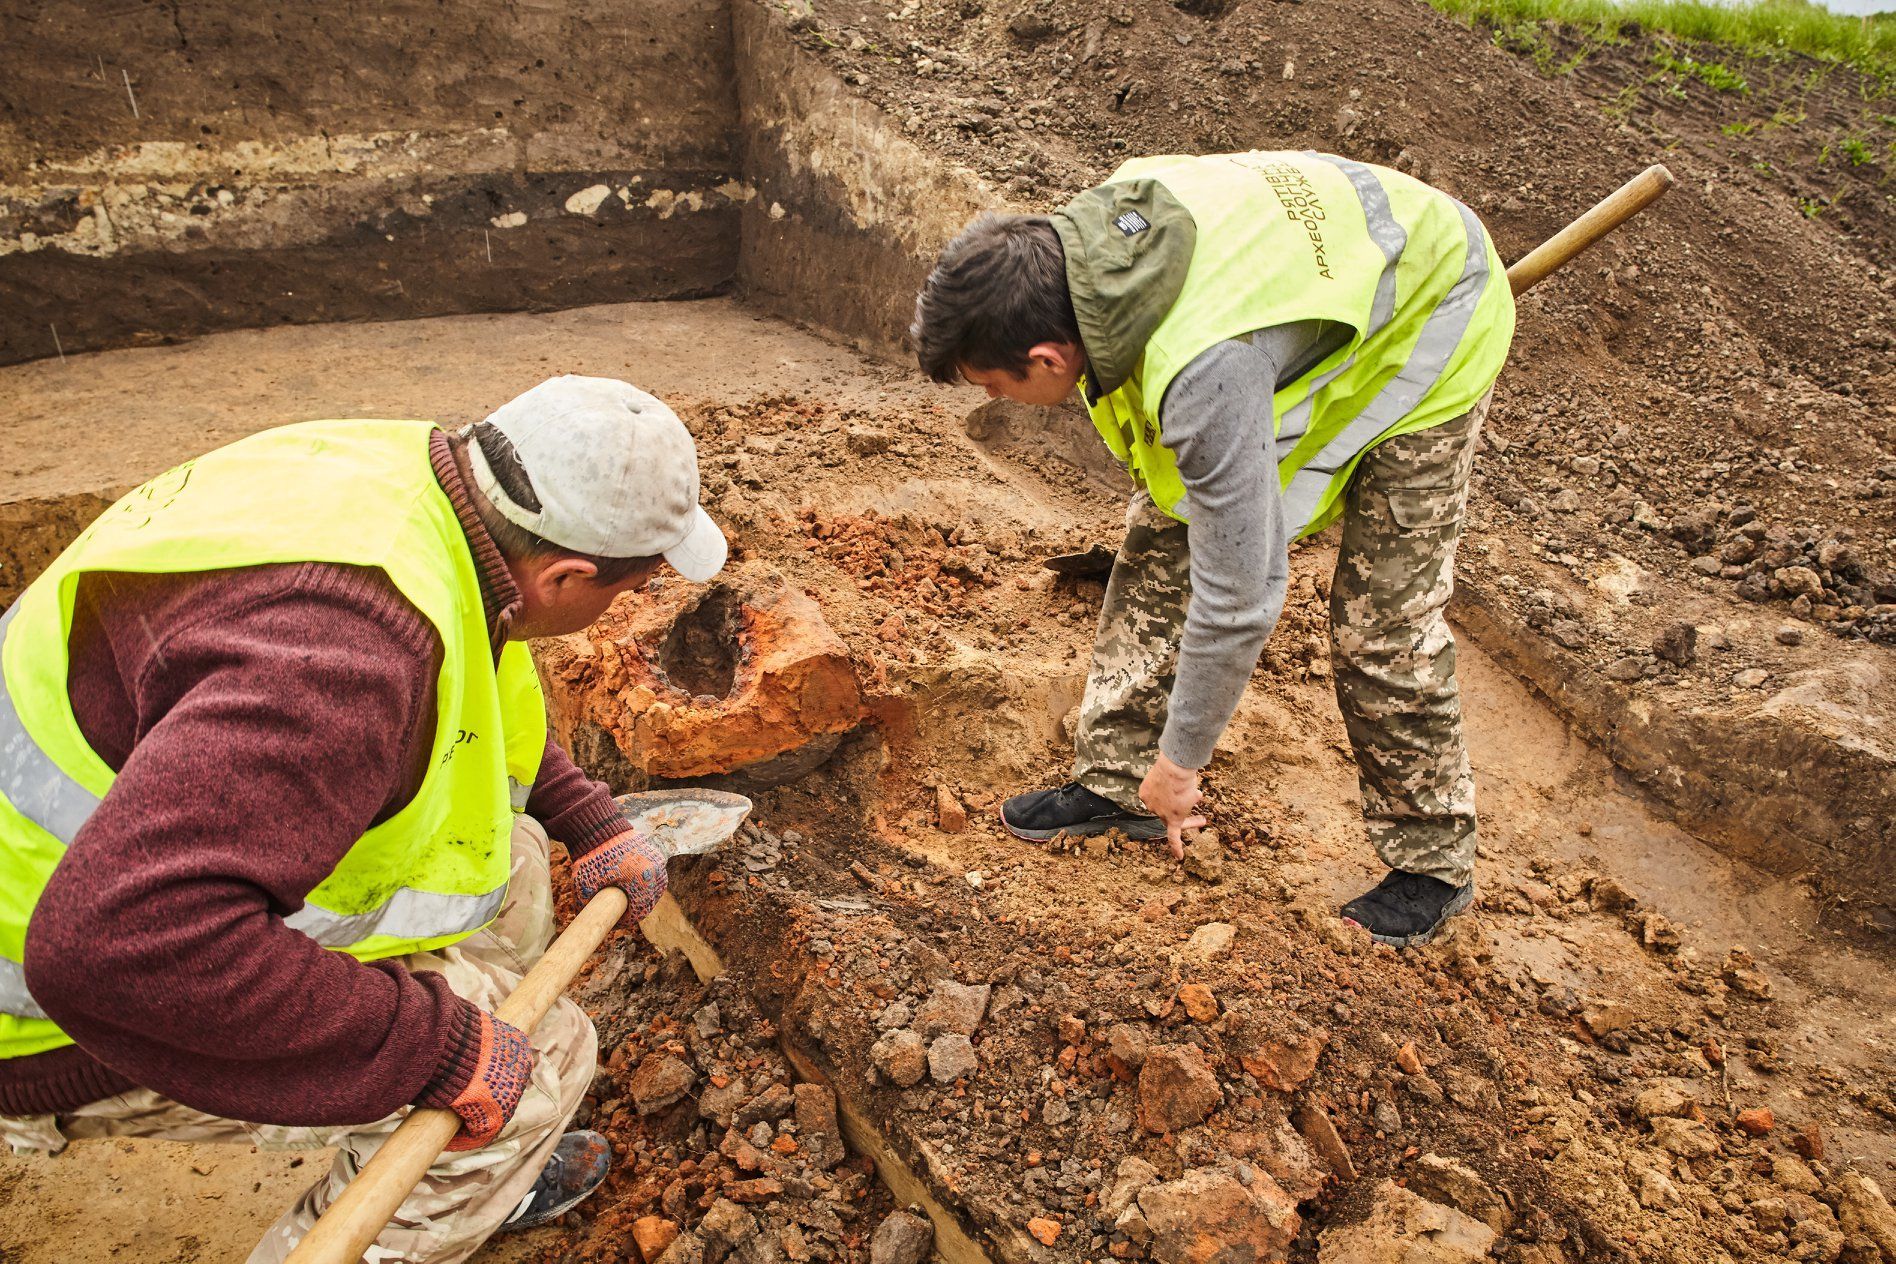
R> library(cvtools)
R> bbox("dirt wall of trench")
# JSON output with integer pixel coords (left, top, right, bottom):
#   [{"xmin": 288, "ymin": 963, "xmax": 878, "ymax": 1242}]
[
  {"xmin": 0, "ymin": 0, "xmax": 744, "ymax": 364},
  {"xmin": 731, "ymin": 0, "xmax": 999, "ymax": 359}
]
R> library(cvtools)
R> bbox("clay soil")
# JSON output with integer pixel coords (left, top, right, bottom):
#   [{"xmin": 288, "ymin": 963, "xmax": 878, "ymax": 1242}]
[
  {"xmin": 0, "ymin": 291, "xmax": 1893, "ymax": 1264},
  {"xmin": 3, "ymin": 0, "xmax": 1896, "ymax": 1258},
  {"xmin": 560, "ymin": 346, "xmax": 1896, "ymax": 1263},
  {"xmin": 777, "ymin": 0, "xmax": 1896, "ymax": 894}
]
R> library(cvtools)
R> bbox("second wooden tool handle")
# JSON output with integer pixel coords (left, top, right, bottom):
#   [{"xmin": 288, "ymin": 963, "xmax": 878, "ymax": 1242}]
[
  {"xmin": 282, "ymin": 885, "xmax": 631, "ymax": 1264},
  {"xmin": 1506, "ymin": 164, "xmax": 1674, "ymax": 297}
]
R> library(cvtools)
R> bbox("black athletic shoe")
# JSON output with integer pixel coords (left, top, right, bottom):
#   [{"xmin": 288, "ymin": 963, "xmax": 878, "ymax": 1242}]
[
  {"xmin": 999, "ymin": 781, "xmax": 1166, "ymax": 841},
  {"xmin": 1340, "ymin": 869, "xmax": 1476, "ymax": 949},
  {"xmin": 497, "ymin": 1130, "xmax": 612, "ymax": 1232}
]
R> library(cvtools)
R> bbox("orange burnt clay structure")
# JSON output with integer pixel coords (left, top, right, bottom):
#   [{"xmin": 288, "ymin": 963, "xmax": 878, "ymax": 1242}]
[{"xmin": 540, "ymin": 569, "xmax": 864, "ymax": 786}]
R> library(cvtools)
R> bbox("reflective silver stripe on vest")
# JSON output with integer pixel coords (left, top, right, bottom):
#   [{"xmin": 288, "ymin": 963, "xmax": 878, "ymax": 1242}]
[
  {"xmin": 1280, "ymin": 197, "xmax": 1492, "ymax": 533},
  {"xmin": 0, "ymin": 598, "xmax": 506, "ymax": 1017},
  {"xmin": 0, "ymin": 602, "xmax": 104, "ymax": 847},
  {"xmin": 509, "ymin": 777, "xmax": 530, "ymax": 812},
  {"xmin": 1, "ymin": 600, "xmax": 96, "ymax": 1019},
  {"xmin": 0, "ymin": 957, "xmax": 48, "ymax": 1020},
  {"xmin": 1273, "ymin": 154, "xmax": 1408, "ymax": 450},
  {"xmin": 283, "ymin": 882, "xmax": 509, "ymax": 948},
  {"xmin": 1315, "ymin": 152, "xmax": 1408, "ymax": 334}
]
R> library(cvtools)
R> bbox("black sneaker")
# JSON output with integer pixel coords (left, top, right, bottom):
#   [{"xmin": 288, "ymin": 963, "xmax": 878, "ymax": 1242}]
[
  {"xmin": 1340, "ymin": 870, "xmax": 1476, "ymax": 949},
  {"xmin": 1000, "ymin": 782, "xmax": 1166, "ymax": 841},
  {"xmin": 497, "ymin": 1130, "xmax": 612, "ymax": 1232}
]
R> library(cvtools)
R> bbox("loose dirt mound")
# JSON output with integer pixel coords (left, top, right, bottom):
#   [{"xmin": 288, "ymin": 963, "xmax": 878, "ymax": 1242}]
[{"xmin": 540, "ymin": 379, "xmax": 1896, "ymax": 1263}]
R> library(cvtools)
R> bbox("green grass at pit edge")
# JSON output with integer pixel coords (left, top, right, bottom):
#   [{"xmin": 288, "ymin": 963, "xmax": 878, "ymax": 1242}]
[{"xmin": 1425, "ymin": 0, "xmax": 1896, "ymax": 83}]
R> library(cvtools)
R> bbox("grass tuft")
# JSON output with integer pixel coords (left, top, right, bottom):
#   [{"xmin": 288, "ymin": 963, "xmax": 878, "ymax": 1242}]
[{"xmin": 1426, "ymin": 0, "xmax": 1896, "ymax": 82}]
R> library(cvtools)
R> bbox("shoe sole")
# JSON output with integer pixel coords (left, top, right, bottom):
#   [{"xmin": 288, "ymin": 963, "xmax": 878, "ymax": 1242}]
[
  {"xmin": 1343, "ymin": 883, "xmax": 1477, "ymax": 950},
  {"xmin": 998, "ymin": 805, "xmax": 1168, "ymax": 843}
]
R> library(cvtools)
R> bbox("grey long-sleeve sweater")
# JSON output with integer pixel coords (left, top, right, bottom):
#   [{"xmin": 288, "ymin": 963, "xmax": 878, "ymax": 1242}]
[{"xmin": 1153, "ymin": 319, "xmax": 1347, "ymax": 769}]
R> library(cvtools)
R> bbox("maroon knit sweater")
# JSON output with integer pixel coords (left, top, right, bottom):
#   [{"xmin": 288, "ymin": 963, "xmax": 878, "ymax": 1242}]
[{"xmin": 1, "ymin": 431, "xmax": 627, "ymax": 1123}]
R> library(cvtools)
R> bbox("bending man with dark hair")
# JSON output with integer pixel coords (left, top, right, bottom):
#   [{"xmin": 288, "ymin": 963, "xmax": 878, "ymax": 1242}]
[
  {"xmin": 913, "ymin": 152, "xmax": 1515, "ymax": 949},
  {"xmin": 0, "ymin": 376, "xmax": 727, "ymax": 1261}
]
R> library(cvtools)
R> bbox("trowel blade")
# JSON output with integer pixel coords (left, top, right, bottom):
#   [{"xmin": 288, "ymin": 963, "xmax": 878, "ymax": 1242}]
[
  {"xmin": 1042, "ymin": 543, "xmax": 1117, "ymax": 578},
  {"xmin": 614, "ymin": 789, "xmax": 754, "ymax": 859}
]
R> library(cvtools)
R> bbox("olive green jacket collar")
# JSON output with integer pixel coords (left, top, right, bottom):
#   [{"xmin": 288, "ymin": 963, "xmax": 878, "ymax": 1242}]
[{"xmin": 1049, "ymin": 177, "xmax": 1198, "ymax": 403}]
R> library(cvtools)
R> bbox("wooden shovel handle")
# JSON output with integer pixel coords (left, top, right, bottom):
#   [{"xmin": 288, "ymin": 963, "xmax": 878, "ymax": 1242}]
[
  {"xmin": 283, "ymin": 886, "xmax": 630, "ymax": 1264},
  {"xmin": 1506, "ymin": 164, "xmax": 1675, "ymax": 297}
]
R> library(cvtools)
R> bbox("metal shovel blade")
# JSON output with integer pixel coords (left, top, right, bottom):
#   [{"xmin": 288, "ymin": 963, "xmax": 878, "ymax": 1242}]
[{"xmin": 614, "ymin": 789, "xmax": 754, "ymax": 859}]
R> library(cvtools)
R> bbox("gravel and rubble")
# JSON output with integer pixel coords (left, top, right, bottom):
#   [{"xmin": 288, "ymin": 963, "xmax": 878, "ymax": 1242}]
[{"xmin": 508, "ymin": 936, "xmax": 900, "ymax": 1264}]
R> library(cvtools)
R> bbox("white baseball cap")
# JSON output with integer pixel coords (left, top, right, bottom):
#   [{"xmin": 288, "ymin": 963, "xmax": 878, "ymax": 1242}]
[{"xmin": 466, "ymin": 375, "xmax": 727, "ymax": 581}]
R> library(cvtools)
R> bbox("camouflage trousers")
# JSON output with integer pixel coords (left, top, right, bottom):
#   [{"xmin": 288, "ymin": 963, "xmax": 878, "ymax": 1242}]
[
  {"xmin": 1075, "ymin": 393, "xmax": 1490, "ymax": 886},
  {"xmin": 0, "ymin": 813, "xmax": 599, "ymax": 1264}
]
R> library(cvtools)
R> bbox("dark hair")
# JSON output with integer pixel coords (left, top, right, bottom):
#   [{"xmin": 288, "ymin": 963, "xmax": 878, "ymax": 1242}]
[
  {"xmin": 911, "ymin": 213, "xmax": 1081, "ymax": 384},
  {"xmin": 451, "ymin": 425, "xmax": 659, "ymax": 585}
]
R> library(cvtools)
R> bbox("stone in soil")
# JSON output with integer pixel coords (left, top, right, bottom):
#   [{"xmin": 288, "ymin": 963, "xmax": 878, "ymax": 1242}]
[
  {"xmin": 698, "ymin": 1198, "xmax": 758, "ymax": 1261},
  {"xmin": 1185, "ymin": 921, "xmax": 1236, "ymax": 960},
  {"xmin": 915, "ymin": 978, "xmax": 991, "ymax": 1038},
  {"xmin": 1318, "ymin": 1179, "xmax": 1496, "ymax": 1263},
  {"xmin": 1834, "ymin": 1173, "xmax": 1896, "ymax": 1260},
  {"xmin": 793, "ymin": 1082, "xmax": 845, "ymax": 1170},
  {"xmin": 1103, "ymin": 1156, "xmax": 1161, "ymax": 1217},
  {"xmin": 632, "ymin": 1052, "xmax": 698, "ymax": 1114},
  {"xmin": 1138, "ymin": 1165, "xmax": 1300, "ymax": 1264},
  {"xmin": 869, "ymin": 1209, "xmax": 935, "ymax": 1264},
  {"xmin": 871, "ymin": 1028, "xmax": 928, "ymax": 1087},
  {"xmin": 1240, "ymin": 1028, "xmax": 1329, "ymax": 1093},
  {"xmin": 1183, "ymin": 830, "xmax": 1225, "ymax": 882},
  {"xmin": 1633, "ymin": 1082, "xmax": 1699, "ymax": 1120},
  {"xmin": 655, "ymin": 1230, "xmax": 706, "ymax": 1264},
  {"xmin": 1138, "ymin": 1043, "xmax": 1222, "ymax": 1133},
  {"xmin": 734, "ymin": 1082, "xmax": 795, "ymax": 1129},
  {"xmin": 928, "ymin": 1033, "xmax": 978, "ymax": 1083},
  {"xmin": 1649, "ymin": 1116, "xmax": 1720, "ymax": 1159},
  {"xmin": 1652, "ymin": 619, "xmax": 1697, "ymax": 665},
  {"xmin": 1107, "ymin": 1022, "xmax": 1151, "ymax": 1070},
  {"xmin": 1178, "ymin": 982, "xmax": 1219, "ymax": 1022},
  {"xmin": 1407, "ymin": 1153, "xmax": 1511, "ymax": 1235},
  {"xmin": 633, "ymin": 1215, "xmax": 682, "ymax": 1262},
  {"xmin": 935, "ymin": 783, "xmax": 968, "ymax": 832}
]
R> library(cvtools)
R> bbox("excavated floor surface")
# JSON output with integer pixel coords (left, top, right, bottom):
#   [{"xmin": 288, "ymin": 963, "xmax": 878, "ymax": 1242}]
[{"xmin": 1, "ymin": 299, "xmax": 1894, "ymax": 1264}]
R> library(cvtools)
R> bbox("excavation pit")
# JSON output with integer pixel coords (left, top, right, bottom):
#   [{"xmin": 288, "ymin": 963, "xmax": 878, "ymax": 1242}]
[
  {"xmin": 4, "ymin": 295, "xmax": 1896, "ymax": 1264},
  {"xmin": 657, "ymin": 585, "xmax": 746, "ymax": 703},
  {"xmin": 3, "ymin": 0, "xmax": 1896, "ymax": 1259}
]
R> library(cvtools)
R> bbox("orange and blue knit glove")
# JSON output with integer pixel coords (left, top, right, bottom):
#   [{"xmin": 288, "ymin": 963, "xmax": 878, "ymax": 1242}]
[
  {"xmin": 444, "ymin": 1009, "xmax": 535, "ymax": 1152},
  {"xmin": 572, "ymin": 828, "xmax": 669, "ymax": 926}
]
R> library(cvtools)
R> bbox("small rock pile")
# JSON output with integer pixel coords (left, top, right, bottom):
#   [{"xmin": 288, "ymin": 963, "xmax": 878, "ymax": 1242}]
[
  {"xmin": 545, "ymin": 945, "xmax": 909, "ymax": 1264},
  {"xmin": 1655, "ymin": 504, "xmax": 1896, "ymax": 641}
]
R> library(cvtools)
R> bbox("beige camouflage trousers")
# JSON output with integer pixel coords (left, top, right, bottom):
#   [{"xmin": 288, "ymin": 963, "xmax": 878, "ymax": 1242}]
[
  {"xmin": 0, "ymin": 813, "xmax": 599, "ymax": 1264},
  {"xmin": 1075, "ymin": 393, "xmax": 1489, "ymax": 887}
]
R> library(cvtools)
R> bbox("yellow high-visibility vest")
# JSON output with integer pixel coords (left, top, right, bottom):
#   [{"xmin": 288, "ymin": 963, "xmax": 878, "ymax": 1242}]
[
  {"xmin": 0, "ymin": 419, "xmax": 547, "ymax": 1058},
  {"xmin": 1077, "ymin": 151, "xmax": 1515, "ymax": 536}
]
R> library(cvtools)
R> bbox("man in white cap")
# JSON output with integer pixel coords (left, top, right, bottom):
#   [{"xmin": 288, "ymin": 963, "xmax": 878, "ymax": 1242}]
[{"xmin": 0, "ymin": 376, "xmax": 724, "ymax": 1261}]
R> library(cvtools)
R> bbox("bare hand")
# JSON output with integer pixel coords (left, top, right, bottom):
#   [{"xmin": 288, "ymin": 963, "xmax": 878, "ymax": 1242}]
[{"xmin": 1139, "ymin": 752, "xmax": 1207, "ymax": 861}]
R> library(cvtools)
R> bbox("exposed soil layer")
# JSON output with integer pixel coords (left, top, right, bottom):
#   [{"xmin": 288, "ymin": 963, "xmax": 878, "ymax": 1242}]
[
  {"xmin": 742, "ymin": 0, "xmax": 1896, "ymax": 912},
  {"xmin": 1, "ymin": 303, "xmax": 1892, "ymax": 1262},
  {"xmin": 592, "ymin": 371, "xmax": 1896, "ymax": 1263},
  {"xmin": 0, "ymin": 0, "xmax": 742, "ymax": 361}
]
